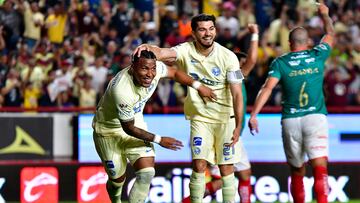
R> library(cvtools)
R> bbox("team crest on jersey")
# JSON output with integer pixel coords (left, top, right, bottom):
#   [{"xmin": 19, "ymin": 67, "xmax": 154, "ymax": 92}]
[
  {"xmin": 194, "ymin": 147, "xmax": 201, "ymax": 155},
  {"xmin": 211, "ymin": 67, "xmax": 221, "ymax": 76}
]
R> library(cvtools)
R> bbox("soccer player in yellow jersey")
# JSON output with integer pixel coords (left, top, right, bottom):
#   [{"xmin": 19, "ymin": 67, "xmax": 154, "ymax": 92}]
[
  {"xmin": 92, "ymin": 50, "xmax": 215, "ymax": 203},
  {"xmin": 135, "ymin": 14, "xmax": 245, "ymax": 203}
]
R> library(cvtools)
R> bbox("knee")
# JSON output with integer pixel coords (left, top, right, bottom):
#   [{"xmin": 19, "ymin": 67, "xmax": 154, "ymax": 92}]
[
  {"xmin": 192, "ymin": 160, "xmax": 207, "ymax": 173},
  {"xmin": 135, "ymin": 167, "xmax": 155, "ymax": 184}
]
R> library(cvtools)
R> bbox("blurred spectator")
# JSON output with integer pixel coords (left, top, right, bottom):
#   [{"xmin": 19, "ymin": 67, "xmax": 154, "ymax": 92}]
[
  {"xmin": 159, "ymin": 4, "xmax": 177, "ymax": 46},
  {"xmin": 202, "ymin": 0, "xmax": 221, "ymax": 17},
  {"xmin": 87, "ymin": 55, "xmax": 107, "ymax": 101},
  {"xmin": 21, "ymin": 0, "xmax": 44, "ymax": 52},
  {"xmin": 79, "ymin": 75, "xmax": 96, "ymax": 109},
  {"xmin": 45, "ymin": 2, "xmax": 68, "ymax": 45},
  {"xmin": 177, "ymin": 12, "xmax": 192, "ymax": 39},
  {"xmin": 216, "ymin": 1, "xmax": 239, "ymax": 37},
  {"xmin": 23, "ymin": 81, "xmax": 41, "ymax": 108},
  {"xmin": 325, "ymin": 60, "xmax": 357, "ymax": 106},
  {"xmin": 110, "ymin": 0, "xmax": 130, "ymax": 42},
  {"xmin": 70, "ymin": 0, "xmax": 99, "ymax": 36},
  {"xmin": 20, "ymin": 57, "xmax": 44, "ymax": 89},
  {"xmin": 141, "ymin": 21, "xmax": 160, "ymax": 45},
  {"xmin": 0, "ymin": 0, "xmax": 22, "ymax": 52},
  {"xmin": 1, "ymin": 68, "xmax": 22, "ymax": 106}
]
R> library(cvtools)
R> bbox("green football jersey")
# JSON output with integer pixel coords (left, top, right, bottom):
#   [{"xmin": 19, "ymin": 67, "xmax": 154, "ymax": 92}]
[{"xmin": 268, "ymin": 43, "xmax": 331, "ymax": 119}]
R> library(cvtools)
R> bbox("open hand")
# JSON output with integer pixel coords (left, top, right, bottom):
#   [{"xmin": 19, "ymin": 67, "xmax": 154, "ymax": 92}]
[
  {"xmin": 248, "ymin": 116, "xmax": 259, "ymax": 135},
  {"xmin": 159, "ymin": 137, "xmax": 183, "ymax": 151},
  {"xmin": 197, "ymin": 85, "xmax": 217, "ymax": 103}
]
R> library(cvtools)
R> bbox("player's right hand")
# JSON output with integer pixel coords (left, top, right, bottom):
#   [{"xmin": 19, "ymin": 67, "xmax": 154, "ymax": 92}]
[
  {"xmin": 159, "ymin": 137, "xmax": 184, "ymax": 151},
  {"xmin": 198, "ymin": 85, "xmax": 217, "ymax": 103},
  {"xmin": 248, "ymin": 116, "xmax": 259, "ymax": 135},
  {"xmin": 133, "ymin": 44, "xmax": 151, "ymax": 57}
]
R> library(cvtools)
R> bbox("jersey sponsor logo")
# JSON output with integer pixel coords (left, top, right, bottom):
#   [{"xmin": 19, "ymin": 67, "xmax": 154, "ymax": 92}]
[
  {"xmin": 289, "ymin": 68, "xmax": 319, "ymax": 77},
  {"xmin": 288, "ymin": 60, "xmax": 300, "ymax": 66},
  {"xmin": 289, "ymin": 106, "xmax": 316, "ymax": 114},
  {"xmin": 211, "ymin": 67, "xmax": 221, "ymax": 76},
  {"xmin": 193, "ymin": 137, "xmax": 202, "ymax": 146},
  {"xmin": 223, "ymin": 144, "xmax": 234, "ymax": 156},
  {"xmin": 189, "ymin": 73, "xmax": 221, "ymax": 86},
  {"xmin": 77, "ymin": 167, "xmax": 110, "ymax": 203},
  {"xmin": 21, "ymin": 167, "xmax": 58, "ymax": 203},
  {"xmin": 290, "ymin": 54, "xmax": 310, "ymax": 59},
  {"xmin": 305, "ymin": 58, "xmax": 315, "ymax": 63},
  {"xmin": 0, "ymin": 126, "xmax": 45, "ymax": 155}
]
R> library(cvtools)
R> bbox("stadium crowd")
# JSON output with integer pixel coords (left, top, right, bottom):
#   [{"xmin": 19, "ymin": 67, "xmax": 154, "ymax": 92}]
[{"xmin": 0, "ymin": 0, "xmax": 359, "ymax": 110}]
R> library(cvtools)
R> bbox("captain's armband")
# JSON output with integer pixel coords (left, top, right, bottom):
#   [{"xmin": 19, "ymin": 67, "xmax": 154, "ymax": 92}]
[{"xmin": 226, "ymin": 70, "xmax": 244, "ymax": 83}]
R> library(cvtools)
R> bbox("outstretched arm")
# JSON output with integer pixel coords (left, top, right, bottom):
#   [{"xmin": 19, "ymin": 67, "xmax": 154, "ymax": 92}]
[
  {"xmin": 166, "ymin": 65, "xmax": 217, "ymax": 102},
  {"xmin": 134, "ymin": 44, "xmax": 177, "ymax": 62},
  {"xmin": 241, "ymin": 24, "xmax": 259, "ymax": 77},
  {"xmin": 318, "ymin": 3, "xmax": 335, "ymax": 47},
  {"xmin": 248, "ymin": 77, "xmax": 279, "ymax": 134},
  {"xmin": 121, "ymin": 119, "xmax": 183, "ymax": 150}
]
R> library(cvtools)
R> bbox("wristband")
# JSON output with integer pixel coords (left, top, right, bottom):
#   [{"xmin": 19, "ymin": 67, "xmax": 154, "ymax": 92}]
[
  {"xmin": 251, "ymin": 33, "xmax": 259, "ymax": 41},
  {"xmin": 153, "ymin": 134, "xmax": 162, "ymax": 144},
  {"xmin": 192, "ymin": 81, "xmax": 201, "ymax": 90}
]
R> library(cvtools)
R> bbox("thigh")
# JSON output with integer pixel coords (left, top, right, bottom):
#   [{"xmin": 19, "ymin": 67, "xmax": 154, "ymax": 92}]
[
  {"xmin": 281, "ymin": 117, "xmax": 304, "ymax": 168},
  {"xmin": 93, "ymin": 132, "xmax": 127, "ymax": 179},
  {"xmin": 190, "ymin": 120, "xmax": 215, "ymax": 164},
  {"xmin": 123, "ymin": 135, "xmax": 155, "ymax": 166},
  {"xmin": 302, "ymin": 114, "xmax": 329, "ymax": 161},
  {"xmin": 214, "ymin": 119, "xmax": 241, "ymax": 165}
]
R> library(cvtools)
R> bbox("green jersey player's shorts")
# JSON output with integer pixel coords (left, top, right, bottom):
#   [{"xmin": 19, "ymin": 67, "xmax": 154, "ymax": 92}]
[
  {"xmin": 281, "ymin": 114, "xmax": 328, "ymax": 168},
  {"xmin": 92, "ymin": 122, "xmax": 155, "ymax": 179},
  {"xmin": 190, "ymin": 117, "xmax": 242, "ymax": 165}
]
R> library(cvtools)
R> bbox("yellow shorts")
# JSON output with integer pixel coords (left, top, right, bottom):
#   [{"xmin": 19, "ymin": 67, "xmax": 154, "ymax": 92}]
[
  {"xmin": 93, "ymin": 125, "xmax": 155, "ymax": 179},
  {"xmin": 190, "ymin": 118, "xmax": 241, "ymax": 165}
]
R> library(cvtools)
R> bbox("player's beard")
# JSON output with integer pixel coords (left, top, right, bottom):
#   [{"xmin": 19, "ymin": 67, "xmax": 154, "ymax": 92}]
[{"xmin": 198, "ymin": 40, "xmax": 214, "ymax": 49}]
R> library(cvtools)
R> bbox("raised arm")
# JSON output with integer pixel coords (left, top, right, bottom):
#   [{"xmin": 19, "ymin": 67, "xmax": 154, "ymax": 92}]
[
  {"xmin": 134, "ymin": 44, "xmax": 177, "ymax": 62},
  {"xmin": 248, "ymin": 77, "xmax": 279, "ymax": 134},
  {"xmin": 318, "ymin": 3, "xmax": 335, "ymax": 47},
  {"xmin": 241, "ymin": 24, "xmax": 259, "ymax": 77}
]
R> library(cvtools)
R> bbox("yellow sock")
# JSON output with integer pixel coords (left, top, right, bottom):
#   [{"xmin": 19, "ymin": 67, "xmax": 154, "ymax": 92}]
[
  {"xmin": 189, "ymin": 171, "xmax": 205, "ymax": 203},
  {"xmin": 222, "ymin": 173, "xmax": 236, "ymax": 203}
]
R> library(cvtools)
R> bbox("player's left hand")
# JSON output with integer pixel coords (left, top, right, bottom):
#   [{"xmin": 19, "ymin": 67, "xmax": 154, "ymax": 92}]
[
  {"xmin": 248, "ymin": 116, "xmax": 259, "ymax": 135},
  {"xmin": 197, "ymin": 85, "xmax": 217, "ymax": 103}
]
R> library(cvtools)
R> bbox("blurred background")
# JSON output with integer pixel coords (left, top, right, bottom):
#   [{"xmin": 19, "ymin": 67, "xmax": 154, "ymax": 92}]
[{"xmin": 0, "ymin": 0, "xmax": 359, "ymax": 202}]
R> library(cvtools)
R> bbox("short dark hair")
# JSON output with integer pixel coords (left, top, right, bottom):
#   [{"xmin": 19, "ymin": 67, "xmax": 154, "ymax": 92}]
[
  {"xmin": 132, "ymin": 50, "xmax": 157, "ymax": 63},
  {"xmin": 191, "ymin": 14, "xmax": 216, "ymax": 31}
]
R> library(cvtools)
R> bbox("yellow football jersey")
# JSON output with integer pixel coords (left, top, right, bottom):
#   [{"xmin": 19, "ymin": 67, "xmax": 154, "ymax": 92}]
[
  {"xmin": 173, "ymin": 42, "xmax": 241, "ymax": 123},
  {"xmin": 93, "ymin": 61, "xmax": 168, "ymax": 134}
]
